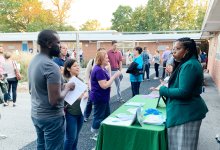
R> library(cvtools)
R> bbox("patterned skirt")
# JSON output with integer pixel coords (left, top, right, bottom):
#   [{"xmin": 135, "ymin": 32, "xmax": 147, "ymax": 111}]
[{"xmin": 167, "ymin": 120, "xmax": 202, "ymax": 150}]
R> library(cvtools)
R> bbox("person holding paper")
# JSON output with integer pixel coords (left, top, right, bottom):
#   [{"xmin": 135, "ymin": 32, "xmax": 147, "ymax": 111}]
[
  {"xmin": 90, "ymin": 50, "xmax": 121, "ymax": 139},
  {"xmin": 28, "ymin": 30, "xmax": 75, "ymax": 150},
  {"xmin": 63, "ymin": 59, "xmax": 87, "ymax": 150},
  {"xmin": 152, "ymin": 38, "xmax": 208, "ymax": 150}
]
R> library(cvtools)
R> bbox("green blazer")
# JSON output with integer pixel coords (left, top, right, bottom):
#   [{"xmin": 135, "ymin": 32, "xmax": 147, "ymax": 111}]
[{"xmin": 159, "ymin": 56, "xmax": 208, "ymax": 128}]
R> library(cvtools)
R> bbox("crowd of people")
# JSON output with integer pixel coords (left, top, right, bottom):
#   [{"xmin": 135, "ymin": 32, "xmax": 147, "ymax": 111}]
[{"xmin": 0, "ymin": 29, "xmax": 209, "ymax": 150}]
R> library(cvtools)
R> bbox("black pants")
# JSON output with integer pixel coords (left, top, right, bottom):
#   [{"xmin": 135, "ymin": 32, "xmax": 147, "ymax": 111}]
[
  {"xmin": 5, "ymin": 78, "xmax": 18, "ymax": 103},
  {"xmin": 131, "ymin": 82, "xmax": 141, "ymax": 97},
  {"xmin": 143, "ymin": 63, "xmax": 150, "ymax": 80},
  {"xmin": 154, "ymin": 63, "xmax": 159, "ymax": 77},
  {"xmin": 162, "ymin": 61, "xmax": 167, "ymax": 78}
]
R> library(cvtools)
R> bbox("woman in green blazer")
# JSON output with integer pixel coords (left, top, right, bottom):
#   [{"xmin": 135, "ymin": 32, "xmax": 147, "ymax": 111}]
[{"xmin": 158, "ymin": 38, "xmax": 208, "ymax": 150}]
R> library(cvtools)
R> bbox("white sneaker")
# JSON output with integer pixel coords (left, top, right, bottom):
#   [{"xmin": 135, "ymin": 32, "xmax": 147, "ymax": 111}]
[
  {"xmin": 120, "ymin": 99, "xmax": 126, "ymax": 103},
  {"xmin": 90, "ymin": 133, "xmax": 98, "ymax": 141},
  {"xmin": 3, "ymin": 103, "xmax": 8, "ymax": 107},
  {"xmin": 0, "ymin": 135, "xmax": 7, "ymax": 140},
  {"xmin": 154, "ymin": 77, "xmax": 159, "ymax": 80},
  {"xmin": 84, "ymin": 118, "xmax": 88, "ymax": 122}
]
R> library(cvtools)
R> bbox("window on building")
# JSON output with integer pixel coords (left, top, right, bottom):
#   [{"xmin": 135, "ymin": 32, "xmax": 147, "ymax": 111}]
[
  {"xmin": 117, "ymin": 41, "xmax": 135, "ymax": 56},
  {"xmin": 22, "ymin": 41, "xmax": 28, "ymax": 52}
]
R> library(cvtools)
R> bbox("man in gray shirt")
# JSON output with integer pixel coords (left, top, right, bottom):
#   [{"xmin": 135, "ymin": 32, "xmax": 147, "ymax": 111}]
[{"xmin": 28, "ymin": 30, "xmax": 74, "ymax": 150}]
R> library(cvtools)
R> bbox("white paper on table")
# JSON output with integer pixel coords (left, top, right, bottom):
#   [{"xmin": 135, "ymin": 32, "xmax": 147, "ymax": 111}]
[
  {"xmin": 64, "ymin": 76, "xmax": 87, "ymax": 105},
  {"xmin": 102, "ymin": 117, "xmax": 134, "ymax": 126},
  {"xmin": 124, "ymin": 102, "xmax": 145, "ymax": 107},
  {"xmin": 127, "ymin": 108, "xmax": 138, "ymax": 114},
  {"xmin": 143, "ymin": 114, "xmax": 165, "ymax": 125},
  {"xmin": 80, "ymin": 97, "xmax": 88, "ymax": 115},
  {"xmin": 115, "ymin": 113, "xmax": 135, "ymax": 121}
]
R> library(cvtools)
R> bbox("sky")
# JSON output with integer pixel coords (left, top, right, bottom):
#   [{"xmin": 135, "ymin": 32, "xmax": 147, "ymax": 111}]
[
  {"xmin": 68, "ymin": 0, "xmax": 147, "ymax": 29},
  {"xmin": 47, "ymin": 0, "xmax": 148, "ymax": 29}
]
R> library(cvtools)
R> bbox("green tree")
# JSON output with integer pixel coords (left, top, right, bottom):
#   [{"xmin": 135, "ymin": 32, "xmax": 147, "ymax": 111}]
[
  {"xmin": 110, "ymin": 0, "xmax": 207, "ymax": 32},
  {"xmin": 111, "ymin": 5, "xmax": 133, "ymax": 32},
  {"xmin": 131, "ymin": 6, "xmax": 147, "ymax": 31},
  {"xmin": 0, "ymin": 0, "xmax": 57, "ymax": 32},
  {"xmin": 80, "ymin": 20, "xmax": 101, "ymax": 31},
  {"xmin": 51, "ymin": 0, "xmax": 74, "ymax": 30},
  {"xmin": 145, "ymin": 0, "xmax": 208, "ymax": 31},
  {"xmin": 145, "ymin": 0, "xmax": 172, "ymax": 31},
  {"xmin": 195, "ymin": 0, "xmax": 208, "ymax": 30}
]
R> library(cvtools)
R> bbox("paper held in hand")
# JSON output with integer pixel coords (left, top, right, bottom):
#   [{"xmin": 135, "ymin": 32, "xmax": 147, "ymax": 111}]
[
  {"xmin": 64, "ymin": 76, "xmax": 88, "ymax": 105},
  {"xmin": 80, "ymin": 97, "xmax": 88, "ymax": 116}
]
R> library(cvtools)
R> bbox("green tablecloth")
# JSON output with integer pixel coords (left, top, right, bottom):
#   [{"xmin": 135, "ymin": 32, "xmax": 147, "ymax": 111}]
[{"xmin": 96, "ymin": 95, "xmax": 167, "ymax": 150}]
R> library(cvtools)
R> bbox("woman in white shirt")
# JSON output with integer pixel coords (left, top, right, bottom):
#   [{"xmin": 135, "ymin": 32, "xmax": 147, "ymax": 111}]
[{"xmin": 3, "ymin": 52, "xmax": 19, "ymax": 107}]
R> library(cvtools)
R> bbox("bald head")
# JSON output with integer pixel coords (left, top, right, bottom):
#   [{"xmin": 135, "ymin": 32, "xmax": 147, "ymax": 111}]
[{"xmin": 60, "ymin": 43, "xmax": 68, "ymax": 56}]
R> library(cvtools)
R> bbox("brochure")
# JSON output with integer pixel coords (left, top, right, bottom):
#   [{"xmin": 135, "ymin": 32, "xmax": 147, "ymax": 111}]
[{"xmin": 64, "ymin": 76, "xmax": 87, "ymax": 105}]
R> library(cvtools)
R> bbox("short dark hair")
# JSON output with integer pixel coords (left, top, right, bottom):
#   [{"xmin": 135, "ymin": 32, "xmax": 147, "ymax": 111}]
[
  {"xmin": 112, "ymin": 40, "xmax": 117, "ymax": 45},
  {"xmin": 37, "ymin": 30, "xmax": 58, "ymax": 48},
  {"xmin": 134, "ymin": 46, "xmax": 143, "ymax": 54},
  {"xmin": 64, "ymin": 59, "xmax": 77, "ymax": 78}
]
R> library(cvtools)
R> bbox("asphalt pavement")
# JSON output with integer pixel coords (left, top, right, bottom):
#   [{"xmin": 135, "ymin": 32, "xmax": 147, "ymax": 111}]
[{"xmin": 0, "ymin": 68, "xmax": 219, "ymax": 150}]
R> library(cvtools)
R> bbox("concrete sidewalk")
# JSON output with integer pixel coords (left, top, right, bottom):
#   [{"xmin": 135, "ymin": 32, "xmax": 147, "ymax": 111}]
[{"xmin": 198, "ymin": 73, "xmax": 220, "ymax": 150}]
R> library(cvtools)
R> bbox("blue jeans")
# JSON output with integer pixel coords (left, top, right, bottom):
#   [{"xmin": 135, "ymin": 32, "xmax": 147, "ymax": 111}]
[
  {"xmin": 143, "ymin": 63, "xmax": 150, "ymax": 79},
  {"xmin": 92, "ymin": 102, "xmax": 110, "ymax": 130},
  {"xmin": 64, "ymin": 112, "xmax": 84, "ymax": 150},
  {"xmin": 5, "ymin": 79, "xmax": 18, "ymax": 103},
  {"xmin": 84, "ymin": 90, "xmax": 93, "ymax": 119},
  {"xmin": 131, "ymin": 82, "xmax": 141, "ymax": 97},
  {"xmin": 31, "ymin": 116, "xmax": 65, "ymax": 150}
]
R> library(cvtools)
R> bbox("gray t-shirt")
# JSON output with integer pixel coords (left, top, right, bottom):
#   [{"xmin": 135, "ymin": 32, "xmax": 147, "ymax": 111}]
[{"xmin": 28, "ymin": 53, "xmax": 64, "ymax": 119}]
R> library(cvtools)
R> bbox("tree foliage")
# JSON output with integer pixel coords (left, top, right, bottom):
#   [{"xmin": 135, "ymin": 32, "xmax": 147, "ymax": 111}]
[
  {"xmin": 80, "ymin": 20, "xmax": 101, "ymax": 31},
  {"xmin": 111, "ymin": 0, "xmax": 208, "ymax": 32},
  {"xmin": 51, "ymin": 0, "xmax": 74, "ymax": 30},
  {"xmin": 111, "ymin": 5, "xmax": 133, "ymax": 32},
  {"xmin": 0, "ymin": 0, "xmax": 76, "ymax": 32}
]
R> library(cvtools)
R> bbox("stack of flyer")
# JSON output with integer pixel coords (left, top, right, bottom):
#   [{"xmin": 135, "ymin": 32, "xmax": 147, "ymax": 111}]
[{"xmin": 143, "ymin": 115, "xmax": 165, "ymax": 125}]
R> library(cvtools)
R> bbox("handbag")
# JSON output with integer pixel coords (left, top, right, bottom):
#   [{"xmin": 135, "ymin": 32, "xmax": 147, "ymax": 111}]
[
  {"xmin": 126, "ymin": 62, "xmax": 143, "ymax": 76},
  {"xmin": 12, "ymin": 61, "xmax": 21, "ymax": 80}
]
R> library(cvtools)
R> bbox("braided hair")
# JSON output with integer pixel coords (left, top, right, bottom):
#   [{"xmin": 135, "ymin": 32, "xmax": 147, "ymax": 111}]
[{"xmin": 168, "ymin": 37, "xmax": 198, "ymax": 86}]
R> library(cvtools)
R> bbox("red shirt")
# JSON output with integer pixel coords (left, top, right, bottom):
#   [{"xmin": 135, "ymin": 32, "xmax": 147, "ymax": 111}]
[{"xmin": 107, "ymin": 49, "xmax": 122, "ymax": 70}]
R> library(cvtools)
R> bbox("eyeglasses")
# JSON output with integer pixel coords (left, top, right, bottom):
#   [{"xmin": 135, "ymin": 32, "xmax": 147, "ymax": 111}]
[{"xmin": 173, "ymin": 47, "xmax": 183, "ymax": 52}]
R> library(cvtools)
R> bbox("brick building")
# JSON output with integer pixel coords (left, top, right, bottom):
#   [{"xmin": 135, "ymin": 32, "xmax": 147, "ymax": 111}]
[
  {"xmin": 0, "ymin": 31, "xmax": 201, "ymax": 63},
  {"xmin": 201, "ymin": 0, "xmax": 220, "ymax": 91}
]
